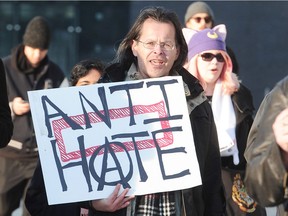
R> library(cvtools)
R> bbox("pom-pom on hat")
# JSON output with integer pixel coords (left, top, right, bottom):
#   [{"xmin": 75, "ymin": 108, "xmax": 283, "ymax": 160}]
[
  {"xmin": 183, "ymin": 24, "xmax": 227, "ymax": 61},
  {"xmin": 23, "ymin": 16, "xmax": 51, "ymax": 49},
  {"xmin": 184, "ymin": 1, "xmax": 215, "ymax": 24}
]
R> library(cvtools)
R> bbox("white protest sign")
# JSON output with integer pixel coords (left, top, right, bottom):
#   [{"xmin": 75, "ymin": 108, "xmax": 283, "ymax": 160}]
[{"xmin": 28, "ymin": 76, "xmax": 202, "ymax": 205}]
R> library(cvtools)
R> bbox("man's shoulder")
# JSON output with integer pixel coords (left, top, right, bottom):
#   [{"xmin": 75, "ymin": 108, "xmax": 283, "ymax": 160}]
[
  {"xmin": 276, "ymin": 75, "xmax": 288, "ymax": 92},
  {"xmin": 104, "ymin": 63, "xmax": 126, "ymax": 82},
  {"xmin": 48, "ymin": 60, "xmax": 63, "ymax": 72},
  {"xmin": 177, "ymin": 67, "xmax": 204, "ymax": 98},
  {"xmin": 2, "ymin": 54, "xmax": 12, "ymax": 64},
  {"xmin": 47, "ymin": 60, "xmax": 65, "ymax": 79}
]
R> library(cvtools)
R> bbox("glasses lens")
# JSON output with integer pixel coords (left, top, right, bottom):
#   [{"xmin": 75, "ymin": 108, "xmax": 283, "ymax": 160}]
[
  {"xmin": 193, "ymin": 17, "xmax": 202, "ymax": 23},
  {"xmin": 200, "ymin": 53, "xmax": 224, "ymax": 62},
  {"xmin": 201, "ymin": 53, "xmax": 214, "ymax": 61},
  {"xmin": 138, "ymin": 40, "xmax": 174, "ymax": 51},
  {"xmin": 204, "ymin": 17, "xmax": 212, "ymax": 23},
  {"xmin": 193, "ymin": 17, "xmax": 211, "ymax": 23},
  {"xmin": 215, "ymin": 54, "xmax": 224, "ymax": 62}
]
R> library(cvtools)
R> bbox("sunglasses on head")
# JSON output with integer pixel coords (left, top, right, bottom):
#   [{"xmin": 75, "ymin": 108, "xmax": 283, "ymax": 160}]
[
  {"xmin": 192, "ymin": 16, "xmax": 212, "ymax": 24},
  {"xmin": 199, "ymin": 53, "xmax": 225, "ymax": 63}
]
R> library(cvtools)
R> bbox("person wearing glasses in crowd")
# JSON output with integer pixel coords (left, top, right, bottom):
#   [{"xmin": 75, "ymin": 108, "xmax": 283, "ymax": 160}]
[
  {"xmin": 184, "ymin": 1, "xmax": 239, "ymax": 75},
  {"xmin": 87, "ymin": 6, "xmax": 225, "ymax": 216},
  {"xmin": 184, "ymin": 1, "xmax": 214, "ymax": 32},
  {"xmin": 182, "ymin": 25, "xmax": 266, "ymax": 216}
]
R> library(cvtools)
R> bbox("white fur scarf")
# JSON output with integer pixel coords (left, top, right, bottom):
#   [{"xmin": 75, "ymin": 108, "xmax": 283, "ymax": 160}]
[{"xmin": 211, "ymin": 80, "xmax": 239, "ymax": 165}]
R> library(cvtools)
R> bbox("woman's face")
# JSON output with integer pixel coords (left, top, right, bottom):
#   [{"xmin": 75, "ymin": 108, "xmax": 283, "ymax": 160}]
[
  {"xmin": 75, "ymin": 69, "xmax": 102, "ymax": 86},
  {"xmin": 195, "ymin": 50, "xmax": 224, "ymax": 85}
]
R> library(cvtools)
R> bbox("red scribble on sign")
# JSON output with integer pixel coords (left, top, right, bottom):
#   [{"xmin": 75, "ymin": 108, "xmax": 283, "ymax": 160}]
[{"xmin": 52, "ymin": 101, "xmax": 173, "ymax": 162}]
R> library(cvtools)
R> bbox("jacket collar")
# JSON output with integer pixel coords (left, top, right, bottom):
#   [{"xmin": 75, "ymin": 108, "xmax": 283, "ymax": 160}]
[
  {"xmin": 104, "ymin": 63, "xmax": 205, "ymax": 101},
  {"xmin": 232, "ymin": 84, "xmax": 255, "ymax": 115},
  {"xmin": 176, "ymin": 67, "xmax": 204, "ymax": 100}
]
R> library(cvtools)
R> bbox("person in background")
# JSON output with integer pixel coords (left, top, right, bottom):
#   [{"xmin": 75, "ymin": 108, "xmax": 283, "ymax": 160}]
[
  {"xmin": 0, "ymin": 59, "xmax": 13, "ymax": 148},
  {"xmin": 184, "ymin": 1, "xmax": 214, "ymax": 31},
  {"xmin": 182, "ymin": 25, "xmax": 266, "ymax": 216},
  {"xmin": 2, "ymin": 16, "xmax": 65, "ymax": 216},
  {"xmin": 86, "ymin": 6, "xmax": 225, "ymax": 216},
  {"xmin": 184, "ymin": 1, "xmax": 239, "ymax": 75},
  {"xmin": 69, "ymin": 58, "xmax": 105, "ymax": 86},
  {"xmin": 245, "ymin": 75, "xmax": 288, "ymax": 216},
  {"xmin": 25, "ymin": 58, "xmax": 133, "ymax": 216}
]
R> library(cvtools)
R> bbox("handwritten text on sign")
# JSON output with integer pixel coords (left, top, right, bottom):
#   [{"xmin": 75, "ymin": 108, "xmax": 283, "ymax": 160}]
[{"xmin": 28, "ymin": 76, "xmax": 201, "ymax": 205}]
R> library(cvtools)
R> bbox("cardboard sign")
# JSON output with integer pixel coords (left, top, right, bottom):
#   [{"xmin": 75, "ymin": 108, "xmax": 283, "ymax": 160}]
[{"xmin": 28, "ymin": 76, "xmax": 202, "ymax": 205}]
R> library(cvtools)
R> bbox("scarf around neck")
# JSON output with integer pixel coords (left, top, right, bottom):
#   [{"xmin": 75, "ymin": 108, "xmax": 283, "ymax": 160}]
[
  {"xmin": 211, "ymin": 79, "xmax": 239, "ymax": 165},
  {"xmin": 125, "ymin": 64, "xmax": 178, "ymax": 216}
]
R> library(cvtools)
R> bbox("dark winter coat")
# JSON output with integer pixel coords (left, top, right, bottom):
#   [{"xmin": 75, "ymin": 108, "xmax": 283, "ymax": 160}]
[
  {"xmin": 99, "ymin": 64, "xmax": 225, "ymax": 216},
  {"xmin": 2, "ymin": 44, "xmax": 65, "ymax": 159},
  {"xmin": 0, "ymin": 58, "xmax": 13, "ymax": 148}
]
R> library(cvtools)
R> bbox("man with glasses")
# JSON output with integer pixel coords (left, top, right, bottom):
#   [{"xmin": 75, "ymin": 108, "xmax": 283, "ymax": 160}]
[
  {"xmin": 184, "ymin": 1, "xmax": 214, "ymax": 31},
  {"xmin": 86, "ymin": 6, "xmax": 225, "ymax": 216}
]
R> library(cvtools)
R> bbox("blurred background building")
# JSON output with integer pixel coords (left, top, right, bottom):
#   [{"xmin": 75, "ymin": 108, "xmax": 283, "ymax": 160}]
[{"xmin": 1, "ymin": 1, "xmax": 288, "ymax": 111}]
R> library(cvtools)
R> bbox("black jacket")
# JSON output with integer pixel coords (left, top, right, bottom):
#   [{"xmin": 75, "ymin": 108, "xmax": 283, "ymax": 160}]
[
  {"xmin": 25, "ymin": 161, "xmax": 83, "ymax": 216},
  {"xmin": 100, "ymin": 64, "xmax": 225, "ymax": 216},
  {"xmin": 2, "ymin": 45, "xmax": 65, "ymax": 158},
  {"xmin": 0, "ymin": 58, "xmax": 13, "ymax": 148},
  {"xmin": 25, "ymin": 64, "xmax": 225, "ymax": 216}
]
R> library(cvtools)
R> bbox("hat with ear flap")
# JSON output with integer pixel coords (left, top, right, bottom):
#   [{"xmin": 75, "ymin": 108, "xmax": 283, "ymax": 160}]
[
  {"xmin": 23, "ymin": 16, "xmax": 51, "ymax": 49},
  {"xmin": 183, "ymin": 24, "xmax": 227, "ymax": 61}
]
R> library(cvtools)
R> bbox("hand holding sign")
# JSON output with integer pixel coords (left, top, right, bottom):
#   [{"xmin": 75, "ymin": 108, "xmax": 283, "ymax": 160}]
[{"xmin": 90, "ymin": 184, "xmax": 134, "ymax": 212}]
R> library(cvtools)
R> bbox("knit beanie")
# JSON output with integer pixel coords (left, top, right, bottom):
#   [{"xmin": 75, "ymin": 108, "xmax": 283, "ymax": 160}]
[
  {"xmin": 184, "ymin": 1, "xmax": 215, "ymax": 24},
  {"xmin": 183, "ymin": 24, "xmax": 227, "ymax": 60},
  {"xmin": 23, "ymin": 16, "xmax": 51, "ymax": 49}
]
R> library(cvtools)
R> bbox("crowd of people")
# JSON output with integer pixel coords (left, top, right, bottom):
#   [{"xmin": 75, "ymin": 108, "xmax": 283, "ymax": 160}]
[{"xmin": 0, "ymin": 1, "xmax": 287, "ymax": 216}]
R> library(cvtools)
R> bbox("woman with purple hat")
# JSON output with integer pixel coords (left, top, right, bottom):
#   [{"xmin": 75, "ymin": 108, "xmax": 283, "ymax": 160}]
[{"xmin": 182, "ymin": 25, "xmax": 266, "ymax": 216}]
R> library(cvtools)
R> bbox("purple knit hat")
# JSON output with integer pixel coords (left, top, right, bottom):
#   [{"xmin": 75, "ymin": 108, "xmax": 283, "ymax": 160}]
[{"xmin": 183, "ymin": 25, "xmax": 227, "ymax": 60}]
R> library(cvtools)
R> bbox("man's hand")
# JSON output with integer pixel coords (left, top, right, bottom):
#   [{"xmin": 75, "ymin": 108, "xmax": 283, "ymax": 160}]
[
  {"xmin": 12, "ymin": 97, "xmax": 30, "ymax": 115},
  {"xmin": 90, "ymin": 184, "xmax": 135, "ymax": 212}
]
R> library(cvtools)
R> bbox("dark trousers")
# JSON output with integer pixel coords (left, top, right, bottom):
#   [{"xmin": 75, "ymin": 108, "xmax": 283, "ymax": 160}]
[{"xmin": 0, "ymin": 157, "xmax": 37, "ymax": 216}]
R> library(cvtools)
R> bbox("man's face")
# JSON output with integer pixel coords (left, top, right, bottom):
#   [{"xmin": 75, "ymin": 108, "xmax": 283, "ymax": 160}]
[
  {"xmin": 24, "ymin": 46, "xmax": 48, "ymax": 68},
  {"xmin": 185, "ymin": 13, "xmax": 213, "ymax": 31},
  {"xmin": 131, "ymin": 18, "xmax": 179, "ymax": 78}
]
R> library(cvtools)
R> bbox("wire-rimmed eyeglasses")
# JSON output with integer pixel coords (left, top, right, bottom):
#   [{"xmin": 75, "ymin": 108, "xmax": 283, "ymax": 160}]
[{"xmin": 135, "ymin": 40, "xmax": 175, "ymax": 51}]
